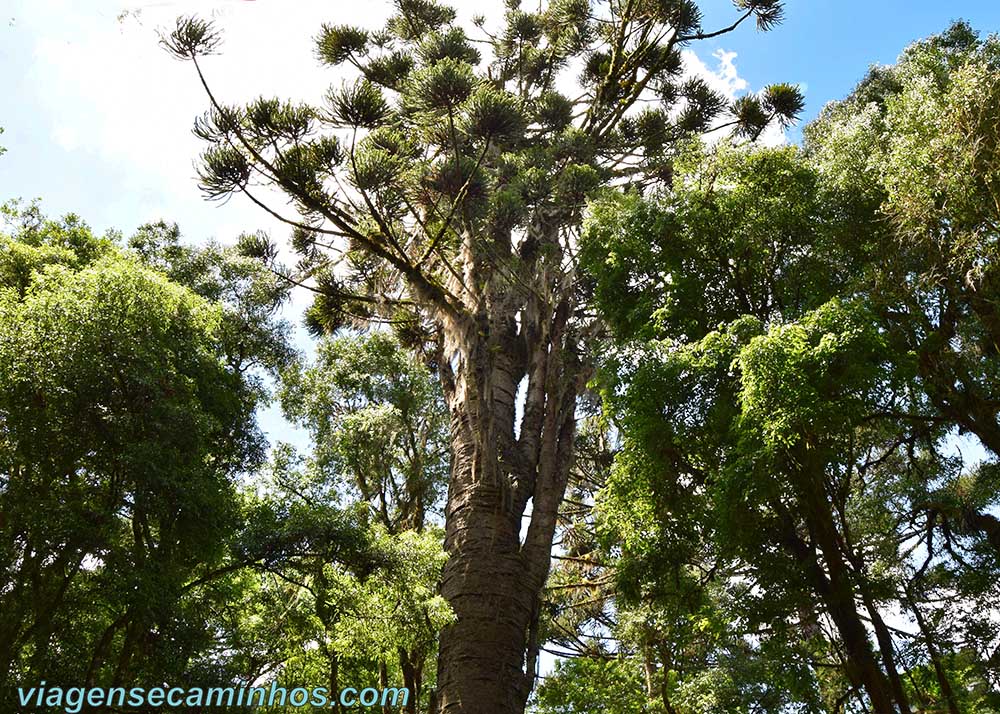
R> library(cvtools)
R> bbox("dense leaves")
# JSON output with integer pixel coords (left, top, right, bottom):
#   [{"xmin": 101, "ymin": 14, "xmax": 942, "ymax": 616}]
[
  {"xmin": 566, "ymin": 22, "xmax": 1000, "ymax": 714},
  {"xmin": 0, "ymin": 206, "xmax": 451, "ymax": 711}
]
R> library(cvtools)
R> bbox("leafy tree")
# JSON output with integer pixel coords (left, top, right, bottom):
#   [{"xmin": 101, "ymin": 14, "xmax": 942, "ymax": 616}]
[
  {"xmin": 274, "ymin": 331, "xmax": 453, "ymax": 712},
  {"xmin": 0, "ymin": 207, "xmax": 363, "ymax": 706},
  {"xmin": 214, "ymin": 452, "xmax": 451, "ymax": 714},
  {"xmin": 0, "ymin": 203, "xmax": 461, "ymax": 713},
  {"xmin": 801, "ymin": 22, "xmax": 1000, "ymax": 711},
  {"xmin": 281, "ymin": 331, "xmax": 449, "ymax": 534},
  {"xmin": 162, "ymin": 2, "xmax": 801, "ymax": 709},
  {"xmin": 805, "ymin": 21, "xmax": 1000, "ymax": 497},
  {"xmin": 534, "ymin": 657, "xmax": 647, "ymax": 714},
  {"xmin": 576, "ymin": 146, "xmax": 870, "ymax": 712},
  {"xmin": 0, "ymin": 206, "xmax": 286, "ymax": 691},
  {"xmin": 578, "ymin": 22, "xmax": 1000, "ymax": 714}
]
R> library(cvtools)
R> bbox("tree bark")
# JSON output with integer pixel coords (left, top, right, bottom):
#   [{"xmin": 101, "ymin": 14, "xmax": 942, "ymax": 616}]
[
  {"xmin": 777, "ymin": 468, "xmax": 899, "ymax": 714},
  {"xmin": 432, "ymin": 265, "xmax": 582, "ymax": 714},
  {"xmin": 433, "ymin": 397, "xmax": 543, "ymax": 714},
  {"xmin": 785, "ymin": 528, "xmax": 896, "ymax": 711},
  {"xmin": 399, "ymin": 648, "xmax": 421, "ymax": 714},
  {"xmin": 380, "ymin": 660, "xmax": 392, "ymax": 714}
]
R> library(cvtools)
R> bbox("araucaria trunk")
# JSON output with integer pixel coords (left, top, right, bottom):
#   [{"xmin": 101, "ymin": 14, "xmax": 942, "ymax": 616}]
[{"xmin": 432, "ymin": 247, "xmax": 583, "ymax": 713}]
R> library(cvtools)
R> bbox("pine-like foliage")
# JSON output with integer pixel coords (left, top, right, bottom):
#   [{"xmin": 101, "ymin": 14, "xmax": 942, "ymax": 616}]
[{"xmin": 162, "ymin": 0, "xmax": 800, "ymax": 343}]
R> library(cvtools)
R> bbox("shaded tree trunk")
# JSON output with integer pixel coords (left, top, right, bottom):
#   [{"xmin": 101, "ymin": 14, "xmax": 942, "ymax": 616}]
[
  {"xmin": 380, "ymin": 660, "xmax": 392, "ymax": 714},
  {"xmin": 908, "ymin": 596, "xmax": 960, "ymax": 714},
  {"xmin": 432, "ymin": 266, "xmax": 582, "ymax": 714},
  {"xmin": 842, "ymin": 536, "xmax": 912, "ymax": 714},
  {"xmin": 86, "ymin": 613, "xmax": 129, "ymax": 687},
  {"xmin": 777, "ymin": 485, "xmax": 898, "ymax": 713},
  {"xmin": 111, "ymin": 618, "xmax": 144, "ymax": 689},
  {"xmin": 399, "ymin": 648, "xmax": 421, "ymax": 714},
  {"xmin": 862, "ymin": 597, "xmax": 912, "ymax": 714},
  {"xmin": 0, "ymin": 548, "xmax": 84, "ymax": 687}
]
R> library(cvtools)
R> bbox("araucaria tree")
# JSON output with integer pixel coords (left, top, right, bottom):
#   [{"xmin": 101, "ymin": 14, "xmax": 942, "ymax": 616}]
[{"xmin": 162, "ymin": 1, "xmax": 801, "ymax": 710}]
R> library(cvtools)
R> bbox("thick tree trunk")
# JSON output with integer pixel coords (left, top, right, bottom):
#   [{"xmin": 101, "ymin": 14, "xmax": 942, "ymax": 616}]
[
  {"xmin": 432, "ymin": 285, "xmax": 581, "ymax": 713},
  {"xmin": 433, "ymin": 406, "xmax": 540, "ymax": 714}
]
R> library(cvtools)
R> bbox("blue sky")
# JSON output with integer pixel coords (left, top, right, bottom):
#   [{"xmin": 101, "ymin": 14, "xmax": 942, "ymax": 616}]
[
  {"xmin": 6, "ymin": 1, "xmax": 999, "ymax": 234},
  {"xmin": 2, "ymin": 0, "xmax": 999, "ymax": 446},
  {"xmin": 697, "ymin": 0, "xmax": 1000, "ymax": 141}
]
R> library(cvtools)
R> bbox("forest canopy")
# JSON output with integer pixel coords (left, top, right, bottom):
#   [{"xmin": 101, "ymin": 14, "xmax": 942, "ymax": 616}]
[
  {"xmin": 566, "ymin": 21, "xmax": 1000, "ymax": 714},
  {"xmin": 2, "ymin": 3, "xmax": 1000, "ymax": 714}
]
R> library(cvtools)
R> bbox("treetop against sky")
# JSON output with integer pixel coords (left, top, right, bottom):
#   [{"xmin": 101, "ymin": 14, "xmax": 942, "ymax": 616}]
[
  {"xmin": 5, "ymin": 0, "xmax": 998, "ymax": 446},
  {"xmin": 3, "ymin": 0, "xmax": 998, "ymax": 316}
]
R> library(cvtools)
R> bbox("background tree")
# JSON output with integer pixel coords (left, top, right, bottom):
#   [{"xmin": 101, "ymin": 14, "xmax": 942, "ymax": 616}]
[
  {"xmin": 281, "ymin": 331, "xmax": 449, "ymax": 535},
  {"xmin": 0, "ymin": 207, "xmax": 396, "ymax": 711},
  {"xmin": 0, "ymin": 202, "xmax": 459, "ymax": 712},
  {"xmin": 162, "ymin": 2, "xmax": 801, "ymax": 709},
  {"xmin": 0, "ymin": 205, "xmax": 289, "ymax": 691},
  {"xmin": 276, "ymin": 331, "xmax": 453, "ymax": 713},
  {"xmin": 802, "ymin": 22, "xmax": 1000, "ymax": 710},
  {"xmin": 217, "ymin": 449, "xmax": 452, "ymax": 714}
]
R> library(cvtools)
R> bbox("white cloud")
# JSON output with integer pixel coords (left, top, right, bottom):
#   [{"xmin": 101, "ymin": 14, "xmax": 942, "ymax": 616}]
[
  {"xmin": 52, "ymin": 123, "xmax": 80, "ymax": 151},
  {"xmin": 17, "ymin": 4, "xmax": 363, "ymax": 239},
  {"xmin": 684, "ymin": 48, "xmax": 749, "ymax": 99}
]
